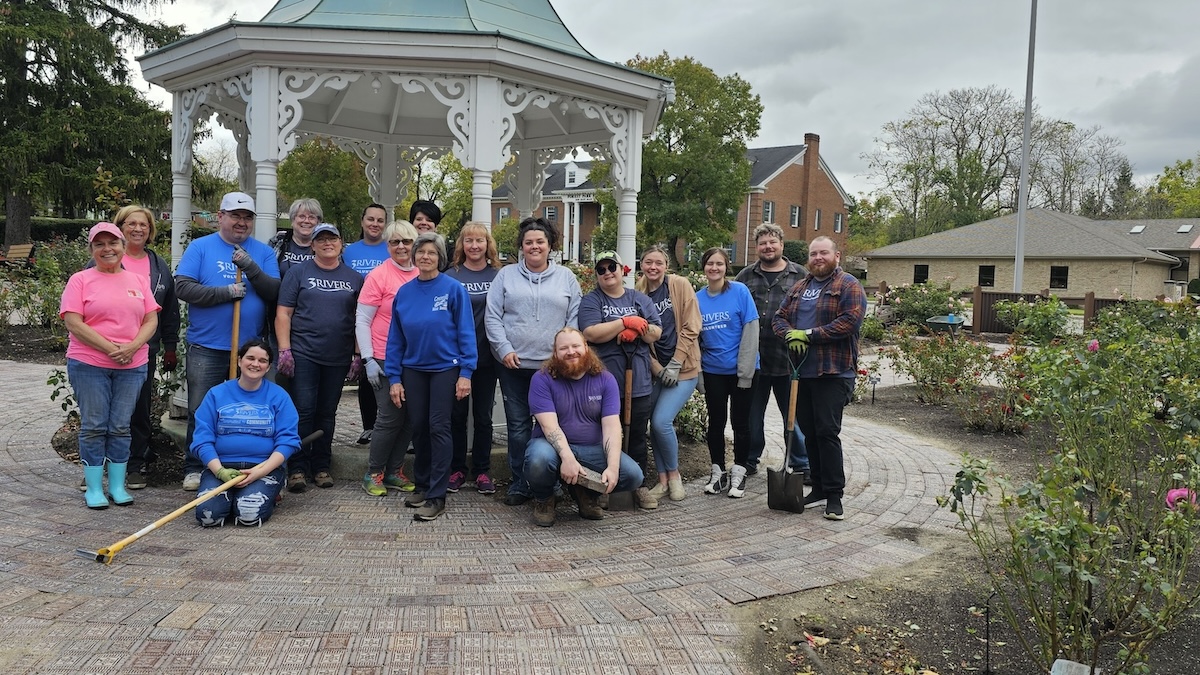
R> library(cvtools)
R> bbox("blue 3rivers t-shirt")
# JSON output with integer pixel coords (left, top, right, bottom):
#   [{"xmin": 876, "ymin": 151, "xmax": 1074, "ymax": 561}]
[
  {"xmin": 696, "ymin": 281, "xmax": 758, "ymax": 375},
  {"xmin": 175, "ymin": 233, "xmax": 280, "ymax": 351}
]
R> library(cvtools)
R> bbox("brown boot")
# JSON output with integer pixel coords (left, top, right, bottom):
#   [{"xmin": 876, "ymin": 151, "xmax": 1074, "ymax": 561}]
[
  {"xmin": 570, "ymin": 485, "xmax": 604, "ymax": 520},
  {"xmin": 634, "ymin": 486, "xmax": 659, "ymax": 510},
  {"xmin": 533, "ymin": 496, "xmax": 557, "ymax": 527}
]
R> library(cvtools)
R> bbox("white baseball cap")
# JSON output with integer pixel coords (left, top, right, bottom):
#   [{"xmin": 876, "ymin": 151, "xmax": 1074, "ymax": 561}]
[{"xmin": 219, "ymin": 192, "xmax": 256, "ymax": 214}]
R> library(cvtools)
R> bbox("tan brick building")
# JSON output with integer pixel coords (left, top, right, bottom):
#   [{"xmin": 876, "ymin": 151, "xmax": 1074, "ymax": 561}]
[
  {"xmin": 865, "ymin": 209, "xmax": 1200, "ymax": 300},
  {"xmin": 491, "ymin": 133, "xmax": 853, "ymax": 265}
]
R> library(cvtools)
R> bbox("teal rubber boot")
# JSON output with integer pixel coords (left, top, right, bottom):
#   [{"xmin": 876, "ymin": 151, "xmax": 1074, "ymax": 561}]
[
  {"xmin": 83, "ymin": 465, "xmax": 109, "ymax": 509},
  {"xmin": 107, "ymin": 462, "xmax": 134, "ymax": 506}
]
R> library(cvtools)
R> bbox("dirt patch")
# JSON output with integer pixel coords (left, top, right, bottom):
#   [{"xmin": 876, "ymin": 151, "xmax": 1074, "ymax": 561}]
[{"xmin": 1, "ymin": 324, "xmax": 68, "ymax": 365}]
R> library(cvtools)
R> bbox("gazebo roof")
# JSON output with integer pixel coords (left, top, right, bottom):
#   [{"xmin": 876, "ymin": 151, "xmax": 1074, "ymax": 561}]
[{"xmin": 257, "ymin": 0, "xmax": 594, "ymax": 59}]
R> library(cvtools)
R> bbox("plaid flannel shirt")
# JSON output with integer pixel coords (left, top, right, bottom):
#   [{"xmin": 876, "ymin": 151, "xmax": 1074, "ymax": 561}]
[
  {"xmin": 771, "ymin": 267, "xmax": 866, "ymax": 377},
  {"xmin": 734, "ymin": 259, "xmax": 808, "ymax": 377}
]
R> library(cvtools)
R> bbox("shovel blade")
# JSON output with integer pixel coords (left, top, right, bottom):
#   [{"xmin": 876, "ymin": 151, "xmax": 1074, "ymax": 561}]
[{"xmin": 766, "ymin": 468, "xmax": 806, "ymax": 513}]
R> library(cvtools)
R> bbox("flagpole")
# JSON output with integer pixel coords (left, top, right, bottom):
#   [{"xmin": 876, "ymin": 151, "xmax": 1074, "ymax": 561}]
[{"xmin": 1014, "ymin": 0, "xmax": 1037, "ymax": 293}]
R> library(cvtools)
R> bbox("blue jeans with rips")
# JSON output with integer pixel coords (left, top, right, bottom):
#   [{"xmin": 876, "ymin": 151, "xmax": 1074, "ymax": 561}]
[
  {"xmin": 524, "ymin": 437, "xmax": 644, "ymax": 500},
  {"xmin": 497, "ymin": 367, "xmax": 537, "ymax": 497},
  {"xmin": 194, "ymin": 462, "xmax": 286, "ymax": 527},
  {"xmin": 287, "ymin": 354, "xmax": 347, "ymax": 478},
  {"xmin": 68, "ymin": 359, "xmax": 147, "ymax": 467},
  {"xmin": 185, "ymin": 343, "xmax": 232, "ymax": 475},
  {"xmin": 648, "ymin": 376, "xmax": 699, "ymax": 474}
]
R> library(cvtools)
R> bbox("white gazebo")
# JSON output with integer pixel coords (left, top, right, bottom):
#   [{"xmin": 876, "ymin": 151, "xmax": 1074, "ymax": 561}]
[{"xmin": 138, "ymin": 0, "xmax": 673, "ymax": 279}]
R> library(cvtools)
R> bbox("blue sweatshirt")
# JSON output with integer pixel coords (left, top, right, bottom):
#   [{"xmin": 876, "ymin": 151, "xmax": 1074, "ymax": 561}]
[
  {"xmin": 385, "ymin": 273, "xmax": 478, "ymax": 384},
  {"xmin": 191, "ymin": 379, "xmax": 301, "ymax": 467}
]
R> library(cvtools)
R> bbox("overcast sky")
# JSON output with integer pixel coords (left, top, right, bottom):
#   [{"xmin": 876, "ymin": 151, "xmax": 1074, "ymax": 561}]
[{"xmin": 132, "ymin": 0, "xmax": 1200, "ymax": 197}]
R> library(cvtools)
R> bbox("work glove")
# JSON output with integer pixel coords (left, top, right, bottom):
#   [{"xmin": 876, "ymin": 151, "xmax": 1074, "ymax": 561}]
[
  {"xmin": 622, "ymin": 315, "xmax": 649, "ymax": 335},
  {"xmin": 346, "ymin": 356, "xmax": 363, "ymax": 382},
  {"xmin": 617, "ymin": 328, "xmax": 640, "ymax": 343},
  {"xmin": 227, "ymin": 282, "xmax": 246, "ymax": 300},
  {"xmin": 231, "ymin": 244, "xmax": 262, "ymax": 274},
  {"xmin": 216, "ymin": 468, "xmax": 243, "ymax": 483},
  {"xmin": 659, "ymin": 359, "xmax": 682, "ymax": 387},
  {"xmin": 365, "ymin": 358, "xmax": 386, "ymax": 389},
  {"xmin": 785, "ymin": 329, "xmax": 810, "ymax": 355},
  {"xmin": 695, "ymin": 372, "xmax": 705, "ymax": 395},
  {"xmin": 277, "ymin": 348, "xmax": 295, "ymax": 377},
  {"xmin": 162, "ymin": 349, "xmax": 178, "ymax": 372}
]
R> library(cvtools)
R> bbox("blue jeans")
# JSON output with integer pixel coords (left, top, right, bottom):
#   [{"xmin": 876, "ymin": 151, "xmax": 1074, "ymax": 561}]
[
  {"xmin": 648, "ymin": 376, "xmax": 698, "ymax": 474},
  {"xmin": 524, "ymin": 438, "xmax": 644, "ymax": 500},
  {"xmin": 748, "ymin": 372, "xmax": 809, "ymax": 471},
  {"xmin": 194, "ymin": 462, "xmax": 286, "ymax": 527},
  {"xmin": 185, "ymin": 343, "xmax": 232, "ymax": 475},
  {"xmin": 406, "ymin": 368, "xmax": 458, "ymax": 500},
  {"xmin": 288, "ymin": 354, "xmax": 347, "ymax": 477},
  {"xmin": 451, "ymin": 362, "xmax": 497, "ymax": 476},
  {"xmin": 497, "ymin": 367, "xmax": 537, "ymax": 497},
  {"xmin": 68, "ymin": 359, "xmax": 147, "ymax": 467}
]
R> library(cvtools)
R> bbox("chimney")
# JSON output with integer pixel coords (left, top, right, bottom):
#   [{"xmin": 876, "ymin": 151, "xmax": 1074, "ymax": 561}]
[{"xmin": 802, "ymin": 133, "xmax": 820, "ymax": 234}]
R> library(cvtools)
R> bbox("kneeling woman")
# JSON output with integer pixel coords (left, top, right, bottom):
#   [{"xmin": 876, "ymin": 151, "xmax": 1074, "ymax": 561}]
[{"xmin": 193, "ymin": 339, "xmax": 301, "ymax": 527}]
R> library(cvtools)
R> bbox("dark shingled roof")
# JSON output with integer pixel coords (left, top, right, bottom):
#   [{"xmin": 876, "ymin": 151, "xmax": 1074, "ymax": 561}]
[
  {"xmin": 865, "ymin": 209, "xmax": 1178, "ymax": 263},
  {"xmin": 746, "ymin": 145, "xmax": 805, "ymax": 187},
  {"xmin": 1094, "ymin": 217, "xmax": 1200, "ymax": 251},
  {"xmin": 493, "ymin": 160, "xmax": 595, "ymax": 199}
]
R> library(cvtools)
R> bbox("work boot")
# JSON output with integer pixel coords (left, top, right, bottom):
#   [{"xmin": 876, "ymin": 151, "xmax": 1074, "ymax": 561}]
[
  {"xmin": 634, "ymin": 486, "xmax": 659, "ymax": 510},
  {"xmin": 82, "ymin": 465, "xmax": 109, "ymax": 510},
  {"xmin": 533, "ymin": 496, "xmax": 557, "ymax": 527},
  {"xmin": 570, "ymin": 485, "xmax": 604, "ymax": 520},
  {"xmin": 106, "ymin": 462, "xmax": 134, "ymax": 506}
]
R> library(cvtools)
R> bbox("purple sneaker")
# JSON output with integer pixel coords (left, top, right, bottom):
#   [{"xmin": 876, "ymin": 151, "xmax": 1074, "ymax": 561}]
[
  {"xmin": 447, "ymin": 471, "xmax": 466, "ymax": 493},
  {"xmin": 475, "ymin": 473, "xmax": 496, "ymax": 495}
]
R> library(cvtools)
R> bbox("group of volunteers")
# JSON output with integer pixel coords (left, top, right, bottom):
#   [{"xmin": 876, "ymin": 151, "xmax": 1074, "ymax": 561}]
[{"xmin": 61, "ymin": 189, "xmax": 866, "ymax": 528}]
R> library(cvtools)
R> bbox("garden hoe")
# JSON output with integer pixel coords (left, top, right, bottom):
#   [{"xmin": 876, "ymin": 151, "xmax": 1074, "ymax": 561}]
[{"xmin": 77, "ymin": 430, "xmax": 322, "ymax": 565}]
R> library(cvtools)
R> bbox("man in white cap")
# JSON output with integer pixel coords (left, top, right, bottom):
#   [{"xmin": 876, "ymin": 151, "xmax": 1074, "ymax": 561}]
[{"xmin": 174, "ymin": 192, "xmax": 281, "ymax": 490}]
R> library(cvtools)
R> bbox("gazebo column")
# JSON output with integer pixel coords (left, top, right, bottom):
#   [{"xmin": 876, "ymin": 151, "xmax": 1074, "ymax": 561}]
[
  {"xmin": 615, "ymin": 187, "xmax": 639, "ymax": 278},
  {"xmin": 254, "ymin": 161, "xmax": 280, "ymax": 237},
  {"xmin": 248, "ymin": 66, "xmax": 283, "ymax": 241},
  {"xmin": 471, "ymin": 170, "xmax": 493, "ymax": 228},
  {"xmin": 169, "ymin": 86, "xmax": 210, "ymax": 266}
]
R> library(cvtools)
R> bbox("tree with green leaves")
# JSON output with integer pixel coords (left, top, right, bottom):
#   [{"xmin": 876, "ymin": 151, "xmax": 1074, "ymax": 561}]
[
  {"xmin": 1146, "ymin": 155, "xmax": 1200, "ymax": 218},
  {"xmin": 278, "ymin": 138, "xmax": 370, "ymax": 236},
  {"xmin": 616, "ymin": 53, "xmax": 762, "ymax": 268},
  {"xmin": 1, "ymin": 0, "xmax": 183, "ymax": 245},
  {"xmin": 402, "ymin": 152, "xmax": 475, "ymax": 236}
]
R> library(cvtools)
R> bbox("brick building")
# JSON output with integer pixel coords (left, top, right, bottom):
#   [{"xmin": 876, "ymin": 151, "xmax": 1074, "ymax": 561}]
[{"xmin": 491, "ymin": 133, "xmax": 853, "ymax": 265}]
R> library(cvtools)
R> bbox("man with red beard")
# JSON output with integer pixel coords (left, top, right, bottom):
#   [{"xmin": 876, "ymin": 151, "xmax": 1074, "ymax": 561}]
[{"xmin": 524, "ymin": 327, "xmax": 645, "ymax": 527}]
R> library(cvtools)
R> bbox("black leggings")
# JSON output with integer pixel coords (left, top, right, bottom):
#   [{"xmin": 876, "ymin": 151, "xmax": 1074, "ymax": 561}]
[{"xmin": 703, "ymin": 372, "xmax": 754, "ymax": 469}]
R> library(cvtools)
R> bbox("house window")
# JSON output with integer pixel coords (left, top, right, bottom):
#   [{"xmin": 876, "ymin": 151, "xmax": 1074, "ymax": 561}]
[
  {"xmin": 1050, "ymin": 266, "xmax": 1069, "ymax": 289},
  {"xmin": 497, "ymin": 206, "xmax": 510, "ymax": 221},
  {"xmin": 762, "ymin": 200, "xmax": 775, "ymax": 223},
  {"xmin": 566, "ymin": 170, "xmax": 576, "ymax": 186},
  {"xmin": 978, "ymin": 265, "xmax": 996, "ymax": 287},
  {"xmin": 834, "ymin": 212, "xmax": 844, "ymax": 233},
  {"xmin": 913, "ymin": 264, "xmax": 929, "ymax": 284},
  {"xmin": 544, "ymin": 206, "xmax": 557, "ymax": 222},
  {"xmin": 814, "ymin": 209, "xmax": 822, "ymax": 231},
  {"xmin": 789, "ymin": 205, "xmax": 800, "ymax": 228}
]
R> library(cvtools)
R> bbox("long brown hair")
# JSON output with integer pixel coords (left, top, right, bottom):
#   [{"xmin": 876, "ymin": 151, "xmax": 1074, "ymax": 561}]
[
  {"xmin": 452, "ymin": 222, "xmax": 500, "ymax": 269},
  {"xmin": 700, "ymin": 247, "xmax": 731, "ymax": 293}
]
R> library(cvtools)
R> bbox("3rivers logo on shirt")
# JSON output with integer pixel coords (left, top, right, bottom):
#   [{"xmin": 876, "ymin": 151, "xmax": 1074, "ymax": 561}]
[{"xmin": 306, "ymin": 277, "xmax": 356, "ymax": 292}]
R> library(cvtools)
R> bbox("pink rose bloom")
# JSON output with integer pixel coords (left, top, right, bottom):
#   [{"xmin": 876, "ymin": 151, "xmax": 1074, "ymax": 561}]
[
  {"xmin": 1087, "ymin": 339, "xmax": 1099, "ymax": 352},
  {"xmin": 1166, "ymin": 488, "xmax": 1197, "ymax": 510}
]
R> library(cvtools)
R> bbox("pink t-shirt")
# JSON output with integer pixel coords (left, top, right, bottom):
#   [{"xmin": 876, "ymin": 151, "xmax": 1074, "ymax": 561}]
[
  {"xmin": 360, "ymin": 262, "xmax": 418, "ymax": 357},
  {"xmin": 60, "ymin": 268, "xmax": 161, "ymax": 368},
  {"xmin": 121, "ymin": 252, "xmax": 151, "ymax": 279}
]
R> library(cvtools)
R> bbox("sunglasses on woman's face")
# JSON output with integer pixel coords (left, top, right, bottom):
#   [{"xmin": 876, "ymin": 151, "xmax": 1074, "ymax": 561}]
[
  {"xmin": 389, "ymin": 238, "xmax": 414, "ymax": 247},
  {"xmin": 595, "ymin": 262, "xmax": 620, "ymax": 275}
]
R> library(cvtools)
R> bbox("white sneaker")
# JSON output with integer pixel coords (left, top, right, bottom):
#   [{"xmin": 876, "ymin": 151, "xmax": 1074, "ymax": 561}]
[
  {"xmin": 182, "ymin": 472, "xmax": 202, "ymax": 491},
  {"xmin": 727, "ymin": 464, "xmax": 747, "ymax": 498},
  {"xmin": 703, "ymin": 464, "xmax": 729, "ymax": 494}
]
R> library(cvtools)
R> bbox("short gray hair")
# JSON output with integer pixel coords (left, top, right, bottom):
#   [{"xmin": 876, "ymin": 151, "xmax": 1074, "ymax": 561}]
[
  {"xmin": 754, "ymin": 223, "xmax": 784, "ymax": 243},
  {"xmin": 288, "ymin": 198, "xmax": 323, "ymax": 222},
  {"xmin": 413, "ymin": 232, "xmax": 447, "ymax": 268}
]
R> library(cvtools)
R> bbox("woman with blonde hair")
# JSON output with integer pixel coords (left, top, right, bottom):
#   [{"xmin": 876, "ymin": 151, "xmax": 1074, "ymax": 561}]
[
  {"xmin": 446, "ymin": 223, "xmax": 502, "ymax": 494},
  {"xmin": 635, "ymin": 244, "xmax": 701, "ymax": 501}
]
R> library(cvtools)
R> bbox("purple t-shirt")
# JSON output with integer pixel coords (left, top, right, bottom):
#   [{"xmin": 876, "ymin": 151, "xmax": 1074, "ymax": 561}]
[{"xmin": 529, "ymin": 369, "xmax": 620, "ymax": 446}]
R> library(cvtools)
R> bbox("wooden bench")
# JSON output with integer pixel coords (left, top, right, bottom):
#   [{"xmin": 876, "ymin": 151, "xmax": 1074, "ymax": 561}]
[{"xmin": 0, "ymin": 243, "xmax": 36, "ymax": 267}]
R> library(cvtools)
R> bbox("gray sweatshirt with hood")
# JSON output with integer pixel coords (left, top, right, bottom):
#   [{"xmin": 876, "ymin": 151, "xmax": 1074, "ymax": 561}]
[{"xmin": 485, "ymin": 260, "xmax": 581, "ymax": 369}]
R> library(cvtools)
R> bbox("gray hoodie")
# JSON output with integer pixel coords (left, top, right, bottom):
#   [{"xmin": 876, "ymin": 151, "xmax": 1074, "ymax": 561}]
[{"xmin": 485, "ymin": 260, "xmax": 581, "ymax": 368}]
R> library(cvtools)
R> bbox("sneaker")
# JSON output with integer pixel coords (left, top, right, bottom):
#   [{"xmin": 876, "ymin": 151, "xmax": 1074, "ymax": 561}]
[
  {"xmin": 126, "ymin": 471, "xmax": 147, "ymax": 490},
  {"xmin": 703, "ymin": 464, "xmax": 729, "ymax": 494},
  {"xmin": 647, "ymin": 483, "xmax": 669, "ymax": 501},
  {"xmin": 287, "ymin": 473, "xmax": 308, "ymax": 493},
  {"xmin": 404, "ymin": 491, "xmax": 427, "ymax": 508},
  {"xmin": 727, "ymin": 464, "xmax": 748, "ymax": 499},
  {"xmin": 384, "ymin": 469, "xmax": 416, "ymax": 492},
  {"xmin": 414, "ymin": 497, "xmax": 446, "ymax": 521},
  {"xmin": 504, "ymin": 490, "xmax": 530, "ymax": 506},
  {"xmin": 824, "ymin": 496, "xmax": 845, "ymax": 521},
  {"xmin": 570, "ymin": 486, "xmax": 604, "ymax": 520},
  {"xmin": 313, "ymin": 472, "xmax": 334, "ymax": 489},
  {"xmin": 475, "ymin": 473, "xmax": 496, "ymax": 495},
  {"xmin": 183, "ymin": 472, "xmax": 202, "ymax": 491},
  {"xmin": 447, "ymin": 471, "xmax": 466, "ymax": 493},
  {"xmin": 803, "ymin": 490, "xmax": 827, "ymax": 506},
  {"xmin": 362, "ymin": 472, "xmax": 387, "ymax": 497},
  {"xmin": 667, "ymin": 475, "xmax": 686, "ymax": 502},
  {"xmin": 357, "ymin": 429, "xmax": 373, "ymax": 445},
  {"xmin": 635, "ymin": 486, "xmax": 659, "ymax": 510},
  {"xmin": 533, "ymin": 496, "xmax": 557, "ymax": 527}
]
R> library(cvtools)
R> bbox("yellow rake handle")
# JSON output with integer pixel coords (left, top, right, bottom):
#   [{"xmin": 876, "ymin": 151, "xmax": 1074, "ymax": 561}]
[{"xmin": 95, "ymin": 475, "xmax": 243, "ymax": 564}]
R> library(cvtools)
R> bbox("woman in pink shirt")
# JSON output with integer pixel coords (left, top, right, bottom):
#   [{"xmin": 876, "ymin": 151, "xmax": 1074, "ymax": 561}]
[
  {"xmin": 60, "ymin": 223, "xmax": 161, "ymax": 509},
  {"xmin": 355, "ymin": 220, "xmax": 420, "ymax": 495}
]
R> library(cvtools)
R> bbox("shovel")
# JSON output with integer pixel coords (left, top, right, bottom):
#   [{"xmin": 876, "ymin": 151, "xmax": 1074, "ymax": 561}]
[
  {"xmin": 76, "ymin": 430, "xmax": 322, "ymax": 565},
  {"xmin": 228, "ymin": 268, "xmax": 242, "ymax": 379},
  {"xmin": 767, "ymin": 349, "xmax": 806, "ymax": 513}
]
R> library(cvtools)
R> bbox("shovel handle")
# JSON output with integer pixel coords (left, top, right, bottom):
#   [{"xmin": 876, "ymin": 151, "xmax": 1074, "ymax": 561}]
[{"xmin": 228, "ymin": 269, "xmax": 243, "ymax": 379}]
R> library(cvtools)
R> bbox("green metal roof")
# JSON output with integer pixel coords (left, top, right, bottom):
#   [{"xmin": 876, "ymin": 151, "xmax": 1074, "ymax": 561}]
[{"xmin": 258, "ymin": 0, "xmax": 594, "ymax": 58}]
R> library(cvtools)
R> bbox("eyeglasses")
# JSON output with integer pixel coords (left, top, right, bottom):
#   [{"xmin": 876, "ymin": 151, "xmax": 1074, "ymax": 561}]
[
  {"xmin": 595, "ymin": 262, "xmax": 620, "ymax": 275},
  {"xmin": 221, "ymin": 211, "xmax": 254, "ymax": 224},
  {"xmin": 388, "ymin": 239, "xmax": 414, "ymax": 246}
]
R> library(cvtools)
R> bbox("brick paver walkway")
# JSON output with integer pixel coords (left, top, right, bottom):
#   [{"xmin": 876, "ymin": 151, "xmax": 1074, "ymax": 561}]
[{"xmin": 0, "ymin": 360, "xmax": 963, "ymax": 674}]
